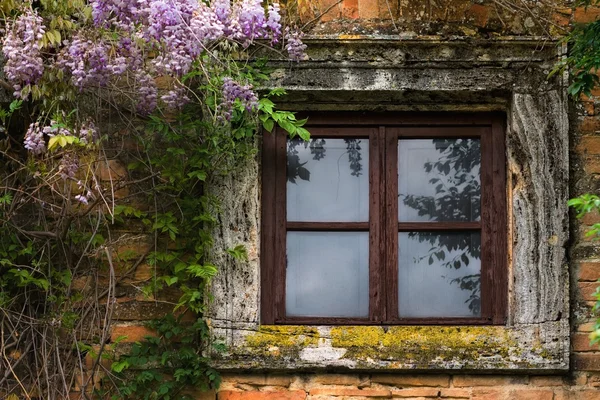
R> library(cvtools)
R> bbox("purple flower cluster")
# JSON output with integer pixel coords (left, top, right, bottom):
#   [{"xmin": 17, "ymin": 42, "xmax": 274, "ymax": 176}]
[
  {"xmin": 91, "ymin": 0, "xmax": 145, "ymax": 28},
  {"xmin": 220, "ymin": 77, "xmax": 258, "ymax": 120},
  {"xmin": 266, "ymin": 3, "xmax": 281, "ymax": 43},
  {"xmin": 78, "ymin": 121, "xmax": 99, "ymax": 145},
  {"xmin": 237, "ymin": 0, "xmax": 266, "ymax": 40},
  {"xmin": 285, "ymin": 29, "xmax": 307, "ymax": 62},
  {"xmin": 87, "ymin": 1, "xmax": 296, "ymax": 77},
  {"xmin": 161, "ymin": 85, "xmax": 190, "ymax": 109},
  {"xmin": 136, "ymin": 72, "xmax": 158, "ymax": 115},
  {"xmin": 61, "ymin": 36, "xmax": 111, "ymax": 89},
  {"xmin": 23, "ymin": 119, "xmax": 96, "ymax": 156},
  {"xmin": 2, "ymin": 10, "xmax": 46, "ymax": 98},
  {"xmin": 24, "ymin": 122, "xmax": 45, "ymax": 155},
  {"xmin": 43, "ymin": 120, "xmax": 71, "ymax": 137},
  {"xmin": 59, "ymin": 153, "xmax": 79, "ymax": 180}
]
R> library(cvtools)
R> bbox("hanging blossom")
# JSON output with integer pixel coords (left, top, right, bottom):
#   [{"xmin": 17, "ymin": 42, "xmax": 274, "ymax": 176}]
[
  {"xmin": 266, "ymin": 3, "xmax": 281, "ymax": 43},
  {"xmin": 90, "ymin": 0, "xmax": 148, "ymax": 28},
  {"xmin": 286, "ymin": 29, "xmax": 307, "ymax": 62},
  {"xmin": 136, "ymin": 72, "xmax": 158, "ymax": 115},
  {"xmin": 43, "ymin": 120, "xmax": 71, "ymax": 137},
  {"xmin": 161, "ymin": 85, "xmax": 190, "ymax": 109},
  {"xmin": 24, "ymin": 122, "xmax": 46, "ymax": 155},
  {"xmin": 219, "ymin": 77, "xmax": 258, "ymax": 121},
  {"xmin": 2, "ymin": 10, "xmax": 46, "ymax": 98},
  {"xmin": 60, "ymin": 36, "xmax": 111, "ymax": 89},
  {"xmin": 59, "ymin": 153, "xmax": 79, "ymax": 180},
  {"xmin": 235, "ymin": 0, "xmax": 267, "ymax": 40},
  {"xmin": 59, "ymin": 34, "xmax": 144, "ymax": 89},
  {"xmin": 78, "ymin": 121, "xmax": 99, "ymax": 145},
  {"xmin": 74, "ymin": 180, "xmax": 94, "ymax": 205}
]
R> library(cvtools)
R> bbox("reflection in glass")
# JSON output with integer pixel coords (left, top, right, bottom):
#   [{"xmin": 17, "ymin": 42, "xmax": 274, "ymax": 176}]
[
  {"xmin": 398, "ymin": 232, "xmax": 481, "ymax": 318},
  {"xmin": 398, "ymin": 139, "xmax": 481, "ymax": 222},
  {"xmin": 286, "ymin": 232, "xmax": 369, "ymax": 317},
  {"xmin": 287, "ymin": 138, "xmax": 368, "ymax": 222}
]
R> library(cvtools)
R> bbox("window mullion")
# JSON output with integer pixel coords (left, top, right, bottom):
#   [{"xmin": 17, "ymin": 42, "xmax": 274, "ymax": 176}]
[
  {"xmin": 274, "ymin": 129, "xmax": 288, "ymax": 322},
  {"xmin": 384, "ymin": 127, "xmax": 399, "ymax": 322},
  {"xmin": 480, "ymin": 127, "xmax": 494, "ymax": 321},
  {"xmin": 492, "ymin": 117, "xmax": 508, "ymax": 324},
  {"xmin": 369, "ymin": 126, "xmax": 384, "ymax": 322}
]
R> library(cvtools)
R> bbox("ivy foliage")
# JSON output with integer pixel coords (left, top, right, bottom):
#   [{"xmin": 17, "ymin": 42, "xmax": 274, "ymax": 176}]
[
  {"xmin": 0, "ymin": 1, "xmax": 309, "ymax": 399},
  {"xmin": 553, "ymin": 1, "xmax": 600, "ymax": 97}
]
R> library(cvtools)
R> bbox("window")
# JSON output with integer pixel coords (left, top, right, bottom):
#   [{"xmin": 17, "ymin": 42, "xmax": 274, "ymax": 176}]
[{"xmin": 261, "ymin": 113, "xmax": 507, "ymax": 325}]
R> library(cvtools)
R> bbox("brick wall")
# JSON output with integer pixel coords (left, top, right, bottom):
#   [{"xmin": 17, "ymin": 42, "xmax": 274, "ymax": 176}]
[{"xmin": 86, "ymin": 1, "xmax": 600, "ymax": 399}]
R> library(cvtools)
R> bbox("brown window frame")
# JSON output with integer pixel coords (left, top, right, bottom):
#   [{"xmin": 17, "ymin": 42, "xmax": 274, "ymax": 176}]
[{"xmin": 261, "ymin": 112, "xmax": 507, "ymax": 325}]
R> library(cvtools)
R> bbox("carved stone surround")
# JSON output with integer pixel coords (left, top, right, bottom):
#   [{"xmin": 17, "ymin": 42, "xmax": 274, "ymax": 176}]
[{"xmin": 207, "ymin": 39, "xmax": 570, "ymax": 372}]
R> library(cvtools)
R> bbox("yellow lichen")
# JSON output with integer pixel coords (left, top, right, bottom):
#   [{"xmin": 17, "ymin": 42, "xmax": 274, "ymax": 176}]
[
  {"xmin": 330, "ymin": 325, "xmax": 515, "ymax": 362},
  {"xmin": 244, "ymin": 325, "xmax": 319, "ymax": 356}
]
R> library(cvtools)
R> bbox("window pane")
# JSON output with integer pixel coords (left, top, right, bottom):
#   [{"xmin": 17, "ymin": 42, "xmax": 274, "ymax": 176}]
[
  {"xmin": 398, "ymin": 139, "xmax": 480, "ymax": 222},
  {"xmin": 398, "ymin": 232, "xmax": 481, "ymax": 318},
  {"xmin": 287, "ymin": 138, "xmax": 369, "ymax": 222},
  {"xmin": 286, "ymin": 232, "xmax": 369, "ymax": 317}
]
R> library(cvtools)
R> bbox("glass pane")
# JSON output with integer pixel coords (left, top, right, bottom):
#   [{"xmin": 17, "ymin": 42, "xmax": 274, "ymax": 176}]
[
  {"xmin": 398, "ymin": 139, "xmax": 480, "ymax": 222},
  {"xmin": 286, "ymin": 232, "xmax": 369, "ymax": 318},
  {"xmin": 287, "ymin": 138, "xmax": 369, "ymax": 222},
  {"xmin": 398, "ymin": 232, "xmax": 481, "ymax": 318}
]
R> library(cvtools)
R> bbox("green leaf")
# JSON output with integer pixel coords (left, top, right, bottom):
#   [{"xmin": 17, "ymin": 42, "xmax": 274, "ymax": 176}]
[
  {"xmin": 262, "ymin": 118, "xmax": 274, "ymax": 132},
  {"xmin": 296, "ymin": 127, "xmax": 310, "ymax": 141},
  {"xmin": 111, "ymin": 359, "xmax": 130, "ymax": 373}
]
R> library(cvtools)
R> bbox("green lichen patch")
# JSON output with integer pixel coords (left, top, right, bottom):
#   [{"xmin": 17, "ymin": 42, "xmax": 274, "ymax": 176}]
[{"xmin": 330, "ymin": 326, "xmax": 516, "ymax": 366}]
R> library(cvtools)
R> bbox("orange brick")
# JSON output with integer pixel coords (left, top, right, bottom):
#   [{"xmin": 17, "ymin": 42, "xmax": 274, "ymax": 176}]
[
  {"xmin": 391, "ymin": 388, "xmax": 441, "ymax": 398},
  {"xmin": 467, "ymin": 4, "xmax": 490, "ymax": 27},
  {"xmin": 310, "ymin": 373, "xmax": 361, "ymax": 385},
  {"xmin": 580, "ymin": 262, "xmax": 600, "ymax": 282},
  {"xmin": 529, "ymin": 376, "xmax": 565, "ymax": 386},
  {"xmin": 440, "ymin": 388, "xmax": 471, "ymax": 398},
  {"xmin": 342, "ymin": 0, "xmax": 358, "ymax": 19},
  {"xmin": 96, "ymin": 159, "xmax": 128, "ymax": 181},
  {"xmin": 453, "ymin": 375, "xmax": 527, "ymax": 387},
  {"xmin": 579, "ymin": 282, "xmax": 599, "ymax": 301},
  {"xmin": 217, "ymin": 390, "xmax": 306, "ymax": 400},
  {"xmin": 574, "ymin": 333, "xmax": 597, "ymax": 352},
  {"xmin": 358, "ymin": 0, "xmax": 379, "ymax": 19},
  {"xmin": 578, "ymin": 137, "xmax": 600, "ymax": 157},
  {"xmin": 309, "ymin": 388, "xmax": 392, "ymax": 397},
  {"xmin": 552, "ymin": 12, "xmax": 570, "ymax": 27},
  {"xmin": 111, "ymin": 324, "xmax": 156, "ymax": 343},
  {"xmin": 133, "ymin": 263, "xmax": 154, "ymax": 281},
  {"xmin": 575, "ymin": 7, "xmax": 600, "ymax": 23},
  {"xmin": 584, "ymin": 101, "xmax": 596, "ymax": 116},
  {"xmin": 574, "ymin": 354, "xmax": 600, "ymax": 371},
  {"xmin": 582, "ymin": 211, "xmax": 600, "ymax": 225},
  {"xmin": 506, "ymin": 389, "xmax": 555, "ymax": 400},
  {"xmin": 584, "ymin": 157, "xmax": 600, "ymax": 174},
  {"xmin": 371, "ymin": 374, "xmax": 450, "ymax": 387},
  {"xmin": 472, "ymin": 388, "xmax": 503, "ymax": 400},
  {"xmin": 572, "ymin": 390, "xmax": 600, "ymax": 399},
  {"xmin": 298, "ymin": 0, "xmax": 342, "ymax": 22},
  {"xmin": 580, "ymin": 117, "xmax": 600, "ymax": 135},
  {"xmin": 578, "ymin": 321, "xmax": 597, "ymax": 332}
]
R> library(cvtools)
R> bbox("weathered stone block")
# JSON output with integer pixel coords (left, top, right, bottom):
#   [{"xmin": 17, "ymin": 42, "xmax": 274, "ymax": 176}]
[{"xmin": 371, "ymin": 374, "xmax": 449, "ymax": 387}]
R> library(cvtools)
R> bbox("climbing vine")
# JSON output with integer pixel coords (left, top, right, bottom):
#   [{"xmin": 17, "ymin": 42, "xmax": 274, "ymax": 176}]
[{"xmin": 0, "ymin": 1, "xmax": 308, "ymax": 399}]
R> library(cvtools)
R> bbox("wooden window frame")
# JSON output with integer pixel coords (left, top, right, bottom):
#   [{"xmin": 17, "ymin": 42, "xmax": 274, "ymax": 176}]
[{"xmin": 261, "ymin": 112, "xmax": 507, "ymax": 326}]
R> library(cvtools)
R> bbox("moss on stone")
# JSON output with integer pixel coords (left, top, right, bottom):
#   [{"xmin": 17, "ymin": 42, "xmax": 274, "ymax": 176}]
[
  {"xmin": 330, "ymin": 326, "xmax": 515, "ymax": 365},
  {"xmin": 242, "ymin": 326, "xmax": 319, "ymax": 358}
]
